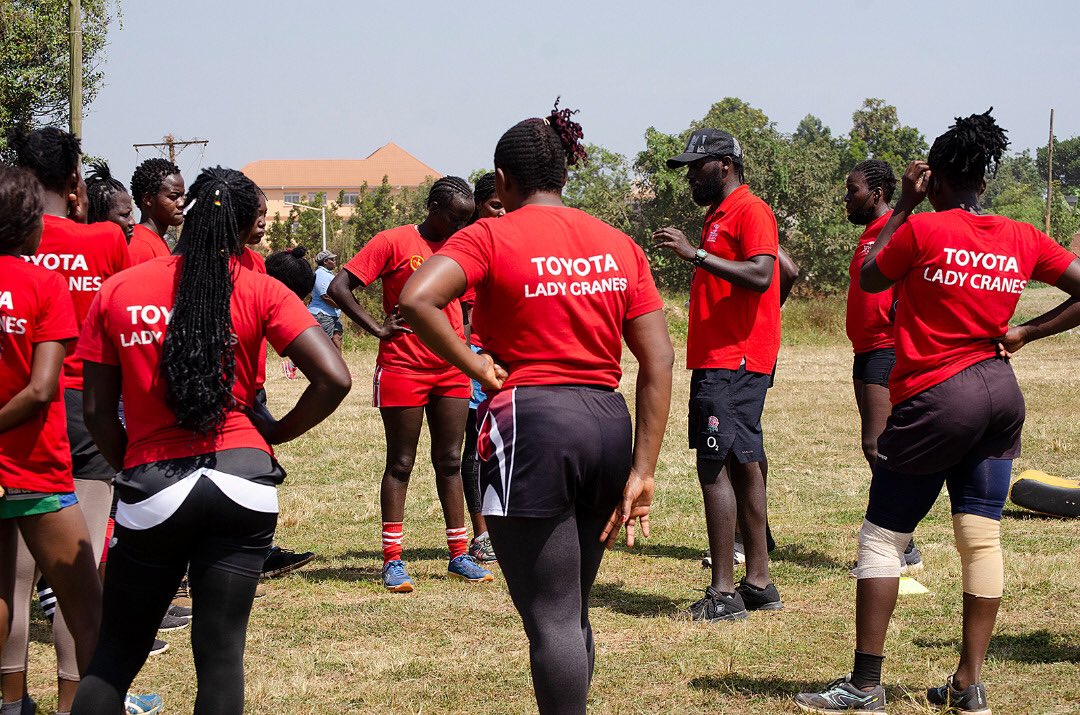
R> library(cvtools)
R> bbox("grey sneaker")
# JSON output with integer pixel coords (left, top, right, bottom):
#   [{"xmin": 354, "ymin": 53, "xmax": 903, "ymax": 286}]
[
  {"xmin": 795, "ymin": 674, "xmax": 886, "ymax": 713},
  {"xmin": 926, "ymin": 676, "xmax": 990, "ymax": 714},
  {"xmin": 158, "ymin": 613, "xmax": 188, "ymax": 631},
  {"xmin": 468, "ymin": 533, "xmax": 497, "ymax": 563},
  {"xmin": 688, "ymin": 586, "xmax": 748, "ymax": 622}
]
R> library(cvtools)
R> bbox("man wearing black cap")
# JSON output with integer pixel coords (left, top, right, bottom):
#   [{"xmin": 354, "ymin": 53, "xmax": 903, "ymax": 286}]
[
  {"xmin": 655, "ymin": 129, "xmax": 784, "ymax": 621},
  {"xmin": 310, "ymin": 249, "xmax": 344, "ymax": 353}
]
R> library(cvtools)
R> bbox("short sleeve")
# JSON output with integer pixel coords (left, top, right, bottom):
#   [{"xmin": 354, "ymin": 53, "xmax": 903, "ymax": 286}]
[
  {"xmin": 874, "ymin": 220, "xmax": 918, "ymax": 282},
  {"xmin": 33, "ymin": 272, "xmax": 78, "ymax": 344},
  {"xmin": 262, "ymin": 279, "xmax": 320, "ymax": 355},
  {"xmin": 343, "ymin": 233, "xmax": 393, "ymax": 286},
  {"xmin": 625, "ymin": 243, "xmax": 665, "ymax": 321},
  {"xmin": 739, "ymin": 202, "xmax": 779, "ymax": 259},
  {"xmin": 313, "ymin": 269, "xmax": 333, "ymax": 299},
  {"xmin": 438, "ymin": 222, "xmax": 493, "ymax": 288},
  {"xmin": 75, "ymin": 290, "xmax": 119, "ymax": 365},
  {"xmin": 109, "ymin": 226, "xmax": 131, "ymax": 273},
  {"xmin": 1030, "ymin": 231, "xmax": 1078, "ymax": 284}
]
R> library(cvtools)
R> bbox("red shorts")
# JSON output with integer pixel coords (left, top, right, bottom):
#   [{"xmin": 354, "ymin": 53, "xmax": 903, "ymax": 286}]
[{"xmin": 373, "ymin": 366, "xmax": 471, "ymax": 408}]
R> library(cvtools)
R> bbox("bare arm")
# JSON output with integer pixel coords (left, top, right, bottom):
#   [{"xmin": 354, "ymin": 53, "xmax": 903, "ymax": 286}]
[
  {"xmin": 998, "ymin": 259, "xmax": 1080, "ymax": 355},
  {"xmin": 326, "ymin": 270, "xmax": 408, "ymax": 339},
  {"xmin": 861, "ymin": 160, "xmax": 930, "ymax": 293},
  {"xmin": 600, "ymin": 309, "xmax": 673, "ymax": 548},
  {"xmin": 777, "ymin": 245, "xmax": 800, "ymax": 306},
  {"xmin": 83, "ymin": 361, "xmax": 126, "ymax": 470},
  {"xmin": 0, "ymin": 341, "xmax": 68, "ymax": 434},
  {"xmin": 652, "ymin": 226, "xmax": 774, "ymax": 292}
]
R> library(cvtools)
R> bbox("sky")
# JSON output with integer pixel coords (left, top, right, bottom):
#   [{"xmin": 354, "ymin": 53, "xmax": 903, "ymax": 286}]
[{"xmin": 82, "ymin": 0, "xmax": 1080, "ymax": 185}]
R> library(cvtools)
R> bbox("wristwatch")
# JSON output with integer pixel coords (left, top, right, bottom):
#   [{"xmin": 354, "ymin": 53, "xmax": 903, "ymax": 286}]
[{"xmin": 692, "ymin": 248, "xmax": 708, "ymax": 266}]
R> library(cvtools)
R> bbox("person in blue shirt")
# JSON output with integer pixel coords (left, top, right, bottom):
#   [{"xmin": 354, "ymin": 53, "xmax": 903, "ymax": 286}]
[{"xmin": 310, "ymin": 250, "xmax": 344, "ymax": 353}]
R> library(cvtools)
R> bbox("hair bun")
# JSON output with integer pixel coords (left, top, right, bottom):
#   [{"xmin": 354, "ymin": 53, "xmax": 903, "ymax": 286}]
[
  {"xmin": 291, "ymin": 245, "xmax": 307, "ymax": 258},
  {"xmin": 548, "ymin": 97, "xmax": 588, "ymax": 167}
]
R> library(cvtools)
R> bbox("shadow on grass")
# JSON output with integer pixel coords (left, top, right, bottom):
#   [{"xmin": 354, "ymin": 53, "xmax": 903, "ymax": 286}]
[
  {"xmin": 297, "ymin": 547, "xmax": 451, "ymax": 584},
  {"xmin": 339, "ymin": 547, "xmax": 451, "ymax": 562},
  {"xmin": 591, "ymin": 581, "xmax": 684, "ymax": 618},
  {"xmin": 1001, "ymin": 507, "xmax": 1070, "ymax": 521},
  {"xmin": 915, "ymin": 629, "xmax": 1080, "ymax": 664},
  {"xmin": 689, "ymin": 673, "xmax": 910, "ymax": 704},
  {"xmin": 770, "ymin": 543, "xmax": 846, "ymax": 570},
  {"xmin": 632, "ymin": 542, "xmax": 704, "ymax": 561}
]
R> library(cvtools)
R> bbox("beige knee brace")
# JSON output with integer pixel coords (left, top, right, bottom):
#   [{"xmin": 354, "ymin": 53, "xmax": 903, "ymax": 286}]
[
  {"xmin": 855, "ymin": 519, "xmax": 912, "ymax": 579},
  {"xmin": 953, "ymin": 513, "xmax": 1004, "ymax": 598}
]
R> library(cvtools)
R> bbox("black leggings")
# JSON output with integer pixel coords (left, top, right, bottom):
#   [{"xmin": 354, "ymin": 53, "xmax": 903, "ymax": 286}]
[
  {"xmin": 487, "ymin": 508, "xmax": 609, "ymax": 715},
  {"xmin": 71, "ymin": 477, "xmax": 276, "ymax": 715},
  {"xmin": 461, "ymin": 408, "xmax": 482, "ymax": 515}
]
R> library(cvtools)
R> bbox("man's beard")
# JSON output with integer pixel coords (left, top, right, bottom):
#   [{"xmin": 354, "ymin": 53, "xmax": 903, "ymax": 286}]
[{"xmin": 691, "ymin": 174, "xmax": 724, "ymax": 206}]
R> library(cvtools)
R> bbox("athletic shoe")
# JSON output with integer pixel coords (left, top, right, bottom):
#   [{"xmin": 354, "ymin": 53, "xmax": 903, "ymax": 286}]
[
  {"xmin": 382, "ymin": 559, "xmax": 414, "ymax": 593},
  {"xmin": 735, "ymin": 578, "xmax": 784, "ymax": 611},
  {"xmin": 448, "ymin": 554, "xmax": 495, "ymax": 583},
  {"xmin": 175, "ymin": 576, "xmax": 190, "ymax": 599},
  {"xmin": 125, "ymin": 692, "xmax": 165, "ymax": 715},
  {"xmin": 700, "ymin": 546, "xmax": 745, "ymax": 568},
  {"xmin": 147, "ymin": 639, "xmax": 169, "ymax": 657},
  {"xmin": 794, "ymin": 674, "xmax": 886, "ymax": 713},
  {"xmin": 468, "ymin": 534, "xmax": 497, "ymax": 563},
  {"xmin": 167, "ymin": 604, "xmax": 192, "ymax": 621},
  {"xmin": 159, "ymin": 613, "xmax": 189, "ymax": 631},
  {"xmin": 14, "ymin": 695, "xmax": 35, "ymax": 715},
  {"xmin": 926, "ymin": 676, "xmax": 991, "ymax": 714},
  {"xmin": 261, "ymin": 546, "xmax": 316, "ymax": 578},
  {"xmin": 701, "ymin": 550, "xmax": 712, "ymax": 568},
  {"xmin": 281, "ymin": 359, "xmax": 297, "ymax": 380},
  {"xmin": 687, "ymin": 586, "xmax": 748, "ymax": 622},
  {"xmin": 35, "ymin": 578, "xmax": 56, "ymax": 622},
  {"xmin": 901, "ymin": 539, "xmax": 923, "ymax": 574}
]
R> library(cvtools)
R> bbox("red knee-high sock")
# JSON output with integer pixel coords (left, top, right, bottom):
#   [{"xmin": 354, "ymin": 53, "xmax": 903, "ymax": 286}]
[
  {"xmin": 382, "ymin": 522, "xmax": 404, "ymax": 564},
  {"xmin": 446, "ymin": 527, "xmax": 468, "ymax": 560}
]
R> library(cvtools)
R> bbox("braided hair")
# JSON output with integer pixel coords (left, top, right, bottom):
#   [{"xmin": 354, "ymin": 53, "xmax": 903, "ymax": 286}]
[
  {"xmin": 161, "ymin": 167, "xmax": 259, "ymax": 434},
  {"xmin": 850, "ymin": 159, "xmax": 897, "ymax": 202},
  {"xmin": 265, "ymin": 245, "xmax": 315, "ymax": 299},
  {"xmin": 85, "ymin": 159, "xmax": 128, "ymax": 224},
  {"xmin": 0, "ymin": 166, "xmax": 44, "ymax": 253},
  {"xmin": 427, "ymin": 176, "xmax": 473, "ymax": 208},
  {"xmin": 8, "ymin": 127, "xmax": 81, "ymax": 194},
  {"xmin": 927, "ymin": 109, "xmax": 1009, "ymax": 192},
  {"xmin": 130, "ymin": 157, "xmax": 181, "ymax": 208},
  {"xmin": 493, "ymin": 98, "xmax": 588, "ymax": 197},
  {"xmin": 473, "ymin": 172, "xmax": 496, "ymax": 204}
]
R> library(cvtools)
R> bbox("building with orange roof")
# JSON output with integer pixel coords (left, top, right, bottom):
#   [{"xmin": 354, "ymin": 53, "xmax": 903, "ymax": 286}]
[{"xmin": 241, "ymin": 143, "xmax": 442, "ymax": 219}]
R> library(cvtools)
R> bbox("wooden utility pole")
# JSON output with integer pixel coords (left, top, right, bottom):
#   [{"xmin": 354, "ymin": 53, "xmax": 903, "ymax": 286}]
[
  {"xmin": 69, "ymin": 0, "xmax": 82, "ymax": 138},
  {"xmin": 1045, "ymin": 109, "xmax": 1055, "ymax": 235},
  {"xmin": 132, "ymin": 135, "xmax": 209, "ymax": 165}
]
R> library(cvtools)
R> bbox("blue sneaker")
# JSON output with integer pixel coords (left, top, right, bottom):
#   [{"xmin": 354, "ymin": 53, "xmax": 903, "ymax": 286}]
[
  {"xmin": 382, "ymin": 559, "xmax": 414, "ymax": 593},
  {"xmin": 448, "ymin": 554, "xmax": 494, "ymax": 583},
  {"xmin": 125, "ymin": 692, "xmax": 165, "ymax": 714}
]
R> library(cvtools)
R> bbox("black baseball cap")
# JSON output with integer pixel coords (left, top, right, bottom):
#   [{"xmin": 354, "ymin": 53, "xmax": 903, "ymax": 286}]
[{"xmin": 666, "ymin": 129, "xmax": 743, "ymax": 169}]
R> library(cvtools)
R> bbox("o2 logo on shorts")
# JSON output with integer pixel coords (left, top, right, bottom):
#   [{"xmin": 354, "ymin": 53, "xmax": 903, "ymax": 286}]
[
  {"xmin": 409, "ymin": 255, "xmax": 425, "ymax": 271},
  {"xmin": 707, "ymin": 415, "xmax": 719, "ymax": 433}
]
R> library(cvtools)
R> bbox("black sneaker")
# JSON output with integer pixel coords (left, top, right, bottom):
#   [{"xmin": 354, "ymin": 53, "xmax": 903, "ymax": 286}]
[
  {"xmin": 158, "ymin": 613, "xmax": 189, "ymax": 632},
  {"xmin": 736, "ymin": 578, "xmax": 784, "ymax": 611},
  {"xmin": 147, "ymin": 639, "xmax": 169, "ymax": 657},
  {"xmin": 18, "ymin": 695, "xmax": 35, "ymax": 715},
  {"xmin": 926, "ymin": 676, "xmax": 991, "ymax": 714},
  {"xmin": 261, "ymin": 546, "xmax": 316, "ymax": 579},
  {"xmin": 901, "ymin": 539, "xmax": 923, "ymax": 574},
  {"xmin": 795, "ymin": 674, "xmax": 886, "ymax": 713},
  {"xmin": 167, "ymin": 604, "xmax": 192, "ymax": 621},
  {"xmin": 688, "ymin": 586, "xmax": 748, "ymax": 622}
]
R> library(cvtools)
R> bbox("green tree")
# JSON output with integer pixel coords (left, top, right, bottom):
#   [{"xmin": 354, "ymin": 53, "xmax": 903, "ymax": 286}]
[
  {"xmin": 846, "ymin": 98, "xmax": 927, "ymax": 175},
  {"xmin": 564, "ymin": 144, "xmax": 635, "ymax": 234},
  {"xmin": 0, "ymin": 0, "xmax": 117, "ymax": 155},
  {"xmin": 1037, "ymin": 135, "xmax": 1080, "ymax": 195},
  {"xmin": 347, "ymin": 177, "xmax": 399, "ymax": 250},
  {"xmin": 984, "ymin": 151, "xmax": 1080, "ymax": 246}
]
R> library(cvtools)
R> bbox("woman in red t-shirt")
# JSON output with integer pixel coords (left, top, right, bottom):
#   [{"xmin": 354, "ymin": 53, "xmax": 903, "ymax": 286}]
[
  {"xmin": 70, "ymin": 168, "xmax": 351, "ymax": 715},
  {"xmin": 127, "ymin": 159, "xmax": 184, "ymax": 265},
  {"xmin": 0, "ymin": 166, "xmax": 103, "ymax": 689},
  {"xmin": 399, "ymin": 103, "xmax": 674, "ymax": 715},
  {"xmin": 86, "ymin": 160, "xmax": 136, "ymax": 243},
  {"xmin": 327, "ymin": 177, "xmax": 494, "ymax": 591},
  {"xmin": 798, "ymin": 112, "xmax": 1080, "ymax": 714}
]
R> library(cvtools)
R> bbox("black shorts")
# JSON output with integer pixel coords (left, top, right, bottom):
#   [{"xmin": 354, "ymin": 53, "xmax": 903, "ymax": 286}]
[
  {"xmin": 852, "ymin": 348, "xmax": 895, "ymax": 388},
  {"xmin": 65, "ymin": 388, "xmax": 115, "ymax": 480},
  {"xmin": 688, "ymin": 367, "xmax": 770, "ymax": 463},
  {"xmin": 877, "ymin": 358, "xmax": 1025, "ymax": 475},
  {"xmin": 113, "ymin": 449, "xmax": 283, "ymax": 578},
  {"xmin": 477, "ymin": 386, "xmax": 631, "ymax": 518}
]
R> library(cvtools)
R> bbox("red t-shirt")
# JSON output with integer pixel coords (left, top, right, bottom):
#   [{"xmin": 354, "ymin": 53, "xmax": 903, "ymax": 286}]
[
  {"xmin": 846, "ymin": 211, "xmax": 897, "ymax": 354},
  {"xmin": 344, "ymin": 224, "xmax": 465, "ymax": 372},
  {"xmin": 240, "ymin": 247, "xmax": 268, "ymax": 389},
  {"xmin": 0, "ymin": 257, "xmax": 78, "ymax": 492},
  {"xmin": 687, "ymin": 185, "xmax": 781, "ymax": 373},
  {"xmin": 128, "ymin": 224, "xmax": 170, "ymax": 265},
  {"xmin": 460, "ymin": 288, "xmax": 485, "ymax": 349},
  {"xmin": 24, "ymin": 215, "xmax": 130, "ymax": 390},
  {"xmin": 875, "ymin": 209, "xmax": 1077, "ymax": 404},
  {"xmin": 76, "ymin": 256, "xmax": 318, "ymax": 469},
  {"xmin": 439, "ymin": 204, "xmax": 664, "ymax": 389}
]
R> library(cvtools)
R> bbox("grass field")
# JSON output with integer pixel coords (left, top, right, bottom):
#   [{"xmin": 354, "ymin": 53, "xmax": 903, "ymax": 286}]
[{"xmin": 24, "ymin": 288, "xmax": 1080, "ymax": 714}]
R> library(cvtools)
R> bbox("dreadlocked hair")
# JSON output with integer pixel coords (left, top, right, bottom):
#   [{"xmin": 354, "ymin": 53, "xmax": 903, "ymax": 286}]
[
  {"xmin": 8, "ymin": 127, "xmax": 81, "ymax": 194},
  {"xmin": 161, "ymin": 167, "xmax": 258, "ymax": 434},
  {"xmin": 0, "ymin": 166, "xmax": 44, "ymax": 252},
  {"xmin": 494, "ymin": 98, "xmax": 588, "ymax": 197},
  {"xmin": 85, "ymin": 159, "xmax": 128, "ymax": 224},
  {"xmin": 851, "ymin": 159, "xmax": 897, "ymax": 203},
  {"xmin": 130, "ymin": 157, "xmax": 181, "ymax": 207},
  {"xmin": 427, "ymin": 176, "xmax": 473, "ymax": 208},
  {"xmin": 265, "ymin": 245, "xmax": 315, "ymax": 299},
  {"xmin": 927, "ymin": 109, "xmax": 1009, "ymax": 192}
]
